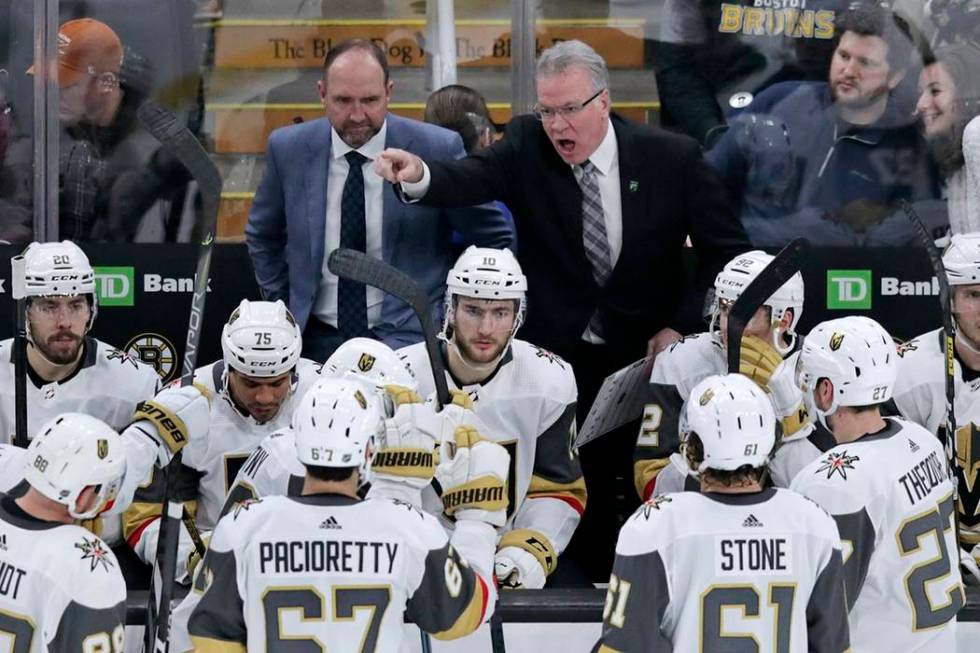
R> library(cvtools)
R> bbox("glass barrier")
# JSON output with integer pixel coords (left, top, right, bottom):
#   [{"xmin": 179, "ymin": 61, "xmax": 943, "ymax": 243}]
[
  {"xmin": 204, "ymin": 0, "xmax": 514, "ymax": 241},
  {"xmin": 0, "ymin": 4, "xmax": 33, "ymax": 245}
]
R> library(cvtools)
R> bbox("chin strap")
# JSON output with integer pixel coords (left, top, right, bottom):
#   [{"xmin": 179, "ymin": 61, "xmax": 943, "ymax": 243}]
[{"xmin": 956, "ymin": 331, "xmax": 980, "ymax": 356}]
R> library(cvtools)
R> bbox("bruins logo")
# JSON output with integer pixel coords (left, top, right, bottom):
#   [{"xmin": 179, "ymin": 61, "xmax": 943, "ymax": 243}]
[
  {"xmin": 358, "ymin": 353, "xmax": 376, "ymax": 372},
  {"xmin": 125, "ymin": 333, "xmax": 178, "ymax": 383},
  {"xmin": 829, "ymin": 332, "xmax": 845, "ymax": 351},
  {"xmin": 699, "ymin": 388, "xmax": 715, "ymax": 406},
  {"xmin": 97, "ymin": 439, "xmax": 108, "ymax": 460}
]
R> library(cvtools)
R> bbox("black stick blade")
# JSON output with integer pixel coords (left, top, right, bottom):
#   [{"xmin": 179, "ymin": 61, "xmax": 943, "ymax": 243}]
[
  {"xmin": 727, "ymin": 238, "xmax": 809, "ymax": 374},
  {"xmin": 328, "ymin": 248, "xmax": 451, "ymax": 408}
]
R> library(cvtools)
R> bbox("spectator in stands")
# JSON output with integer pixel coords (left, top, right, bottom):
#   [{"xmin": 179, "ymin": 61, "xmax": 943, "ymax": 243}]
[
  {"xmin": 246, "ymin": 39, "xmax": 512, "ymax": 362},
  {"xmin": 0, "ymin": 68, "xmax": 31, "ymax": 243},
  {"xmin": 423, "ymin": 84, "xmax": 515, "ymax": 242},
  {"xmin": 424, "ymin": 84, "xmax": 495, "ymax": 155},
  {"xmin": 21, "ymin": 19, "xmax": 156, "ymax": 241},
  {"xmin": 916, "ymin": 43, "xmax": 980, "ymax": 235},
  {"xmin": 376, "ymin": 39, "xmax": 748, "ymax": 582},
  {"xmin": 706, "ymin": 5, "xmax": 943, "ymax": 247},
  {"xmin": 655, "ymin": 0, "xmax": 850, "ymax": 147}
]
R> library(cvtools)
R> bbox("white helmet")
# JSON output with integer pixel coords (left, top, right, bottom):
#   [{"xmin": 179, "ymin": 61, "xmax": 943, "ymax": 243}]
[
  {"xmin": 442, "ymin": 246, "xmax": 528, "ymax": 338},
  {"xmin": 323, "ymin": 337, "xmax": 418, "ymax": 392},
  {"xmin": 24, "ymin": 413, "xmax": 126, "ymax": 520},
  {"xmin": 711, "ymin": 251, "xmax": 804, "ymax": 354},
  {"xmin": 943, "ymin": 232, "xmax": 980, "ymax": 285},
  {"xmin": 293, "ymin": 378, "xmax": 384, "ymax": 484},
  {"xmin": 221, "ymin": 300, "xmax": 302, "ymax": 378},
  {"xmin": 682, "ymin": 374, "xmax": 776, "ymax": 472},
  {"xmin": 796, "ymin": 316, "xmax": 897, "ymax": 423},
  {"xmin": 20, "ymin": 240, "xmax": 98, "ymax": 330}
]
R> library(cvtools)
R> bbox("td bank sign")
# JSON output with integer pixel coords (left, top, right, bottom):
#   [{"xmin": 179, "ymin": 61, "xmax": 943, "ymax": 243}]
[
  {"xmin": 826, "ymin": 270, "xmax": 871, "ymax": 310},
  {"xmin": 827, "ymin": 269, "xmax": 941, "ymax": 310},
  {"xmin": 94, "ymin": 266, "xmax": 135, "ymax": 307}
]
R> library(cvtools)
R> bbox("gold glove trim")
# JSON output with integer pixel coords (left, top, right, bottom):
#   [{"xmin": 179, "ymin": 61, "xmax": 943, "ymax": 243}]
[
  {"xmin": 133, "ymin": 399, "xmax": 190, "ymax": 454},
  {"xmin": 498, "ymin": 528, "xmax": 558, "ymax": 576},
  {"xmin": 372, "ymin": 447, "xmax": 436, "ymax": 479},
  {"xmin": 442, "ymin": 476, "xmax": 507, "ymax": 516},
  {"xmin": 384, "ymin": 384, "xmax": 423, "ymax": 406}
]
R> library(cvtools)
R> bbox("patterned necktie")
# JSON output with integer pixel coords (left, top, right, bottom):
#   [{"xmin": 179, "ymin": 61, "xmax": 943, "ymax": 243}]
[
  {"xmin": 578, "ymin": 160, "xmax": 613, "ymax": 287},
  {"xmin": 578, "ymin": 160, "xmax": 613, "ymax": 338},
  {"xmin": 337, "ymin": 150, "xmax": 369, "ymax": 339}
]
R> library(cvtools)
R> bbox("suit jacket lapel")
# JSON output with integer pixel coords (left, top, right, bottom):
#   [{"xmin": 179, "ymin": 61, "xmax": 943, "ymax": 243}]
[
  {"xmin": 306, "ymin": 120, "xmax": 332, "ymax": 273},
  {"xmin": 381, "ymin": 113, "xmax": 406, "ymax": 262},
  {"xmin": 612, "ymin": 117, "xmax": 643, "ymax": 279}
]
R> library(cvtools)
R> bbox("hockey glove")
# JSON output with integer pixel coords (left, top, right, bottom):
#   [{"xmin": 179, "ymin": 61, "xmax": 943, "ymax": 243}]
[
  {"xmin": 437, "ymin": 425, "xmax": 509, "ymax": 527},
  {"xmin": 740, "ymin": 336, "xmax": 809, "ymax": 437},
  {"xmin": 373, "ymin": 384, "xmax": 439, "ymax": 489},
  {"xmin": 495, "ymin": 529, "xmax": 556, "ymax": 589},
  {"xmin": 132, "ymin": 384, "xmax": 211, "ymax": 464}
]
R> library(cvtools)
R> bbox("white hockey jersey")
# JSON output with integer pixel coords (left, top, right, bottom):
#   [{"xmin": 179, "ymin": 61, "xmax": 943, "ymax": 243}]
[
  {"xmin": 893, "ymin": 327, "xmax": 980, "ymax": 553},
  {"xmin": 187, "ymin": 494, "xmax": 496, "ymax": 652},
  {"xmin": 634, "ymin": 333, "xmax": 809, "ymax": 499},
  {"xmin": 791, "ymin": 417, "xmax": 963, "ymax": 652},
  {"xmin": 0, "ymin": 337, "xmax": 160, "ymax": 440},
  {"xmin": 0, "ymin": 496, "xmax": 127, "ymax": 653},
  {"xmin": 398, "ymin": 340, "xmax": 585, "ymax": 554},
  {"xmin": 123, "ymin": 358, "xmax": 321, "ymax": 570},
  {"xmin": 647, "ymin": 422, "xmax": 837, "ymax": 494},
  {"xmin": 594, "ymin": 488, "xmax": 849, "ymax": 652}
]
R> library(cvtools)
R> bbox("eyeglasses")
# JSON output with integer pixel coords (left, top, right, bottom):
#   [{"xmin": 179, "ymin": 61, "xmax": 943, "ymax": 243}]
[{"xmin": 533, "ymin": 88, "xmax": 604, "ymax": 122}]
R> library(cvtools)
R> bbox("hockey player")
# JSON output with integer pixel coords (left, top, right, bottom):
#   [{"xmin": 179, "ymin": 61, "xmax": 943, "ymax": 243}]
[
  {"xmin": 594, "ymin": 374, "xmax": 850, "ymax": 652},
  {"xmin": 893, "ymin": 232, "xmax": 980, "ymax": 566},
  {"xmin": 398, "ymin": 246, "xmax": 584, "ymax": 589},
  {"xmin": 0, "ymin": 240, "xmax": 160, "ymax": 438},
  {"xmin": 220, "ymin": 336, "xmax": 420, "ymax": 510},
  {"xmin": 0, "ymin": 240, "xmax": 211, "ymax": 545},
  {"xmin": 0, "ymin": 413, "xmax": 127, "ymax": 652},
  {"xmin": 792, "ymin": 316, "xmax": 963, "ymax": 651},
  {"xmin": 634, "ymin": 250, "xmax": 811, "ymax": 499},
  {"xmin": 123, "ymin": 299, "xmax": 320, "ymax": 579},
  {"xmin": 187, "ymin": 376, "xmax": 508, "ymax": 650}
]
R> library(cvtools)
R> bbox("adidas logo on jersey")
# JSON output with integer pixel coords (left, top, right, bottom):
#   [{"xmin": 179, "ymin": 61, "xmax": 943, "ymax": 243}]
[
  {"xmin": 742, "ymin": 514, "xmax": 764, "ymax": 528},
  {"xmin": 319, "ymin": 516, "xmax": 342, "ymax": 530},
  {"xmin": 908, "ymin": 438, "xmax": 920, "ymax": 453}
]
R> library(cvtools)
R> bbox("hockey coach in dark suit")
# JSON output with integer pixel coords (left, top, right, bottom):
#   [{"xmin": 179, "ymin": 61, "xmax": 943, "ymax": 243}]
[{"xmin": 376, "ymin": 39, "xmax": 749, "ymax": 581}]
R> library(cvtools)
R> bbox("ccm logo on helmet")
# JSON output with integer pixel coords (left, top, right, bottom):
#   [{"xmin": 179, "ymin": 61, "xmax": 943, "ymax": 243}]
[
  {"xmin": 472, "ymin": 279, "xmax": 502, "ymax": 286},
  {"xmin": 49, "ymin": 274, "xmax": 82, "ymax": 282}
]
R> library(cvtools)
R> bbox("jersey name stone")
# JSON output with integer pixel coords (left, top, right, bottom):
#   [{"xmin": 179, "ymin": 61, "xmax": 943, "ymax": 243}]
[{"xmin": 715, "ymin": 536, "xmax": 791, "ymax": 574}]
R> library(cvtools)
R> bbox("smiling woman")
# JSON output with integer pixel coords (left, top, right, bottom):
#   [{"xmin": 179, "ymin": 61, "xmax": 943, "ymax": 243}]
[{"xmin": 916, "ymin": 43, "xmax": 980, "ymax": 234}]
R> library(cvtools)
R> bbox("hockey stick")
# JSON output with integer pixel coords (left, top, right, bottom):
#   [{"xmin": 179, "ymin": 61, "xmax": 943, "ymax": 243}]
[
  {"xmin": 327, "ymin": 249, "xmax": 507, "ymax": 652},
  {"xmin": 726, "ymin": 238, "xmax": 809, "ymax": 374},
  {"xmin": 10, "ymin": 256, "xmax": 28, "ymax": 449},
  {"xmin": 901, "ymin": 201, "xmax": 963, "ymax": 536},
  {"xmin": 328, "ymin": 248, "xmax": 451, "ymax": 409},
  {"xmin": 138, "ymin": 99, "xmax": 221, "ymax": 653}
]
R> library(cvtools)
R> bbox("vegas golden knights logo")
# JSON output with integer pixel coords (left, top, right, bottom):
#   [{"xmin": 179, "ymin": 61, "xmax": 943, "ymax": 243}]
[
  {"xmin": 699, "ymin": 388, "xmax": 714, "ymax": 406},
  {"xmin": 829, "ymin": 332, "xmax": 845, "ymax": 351},
  {"xmin": 358, "ymin": 353, "xmax": 376, "ymax": 372},
  {"xmin": 97, "ymin": 439, "xmax": 109, "ymax": 459}
]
